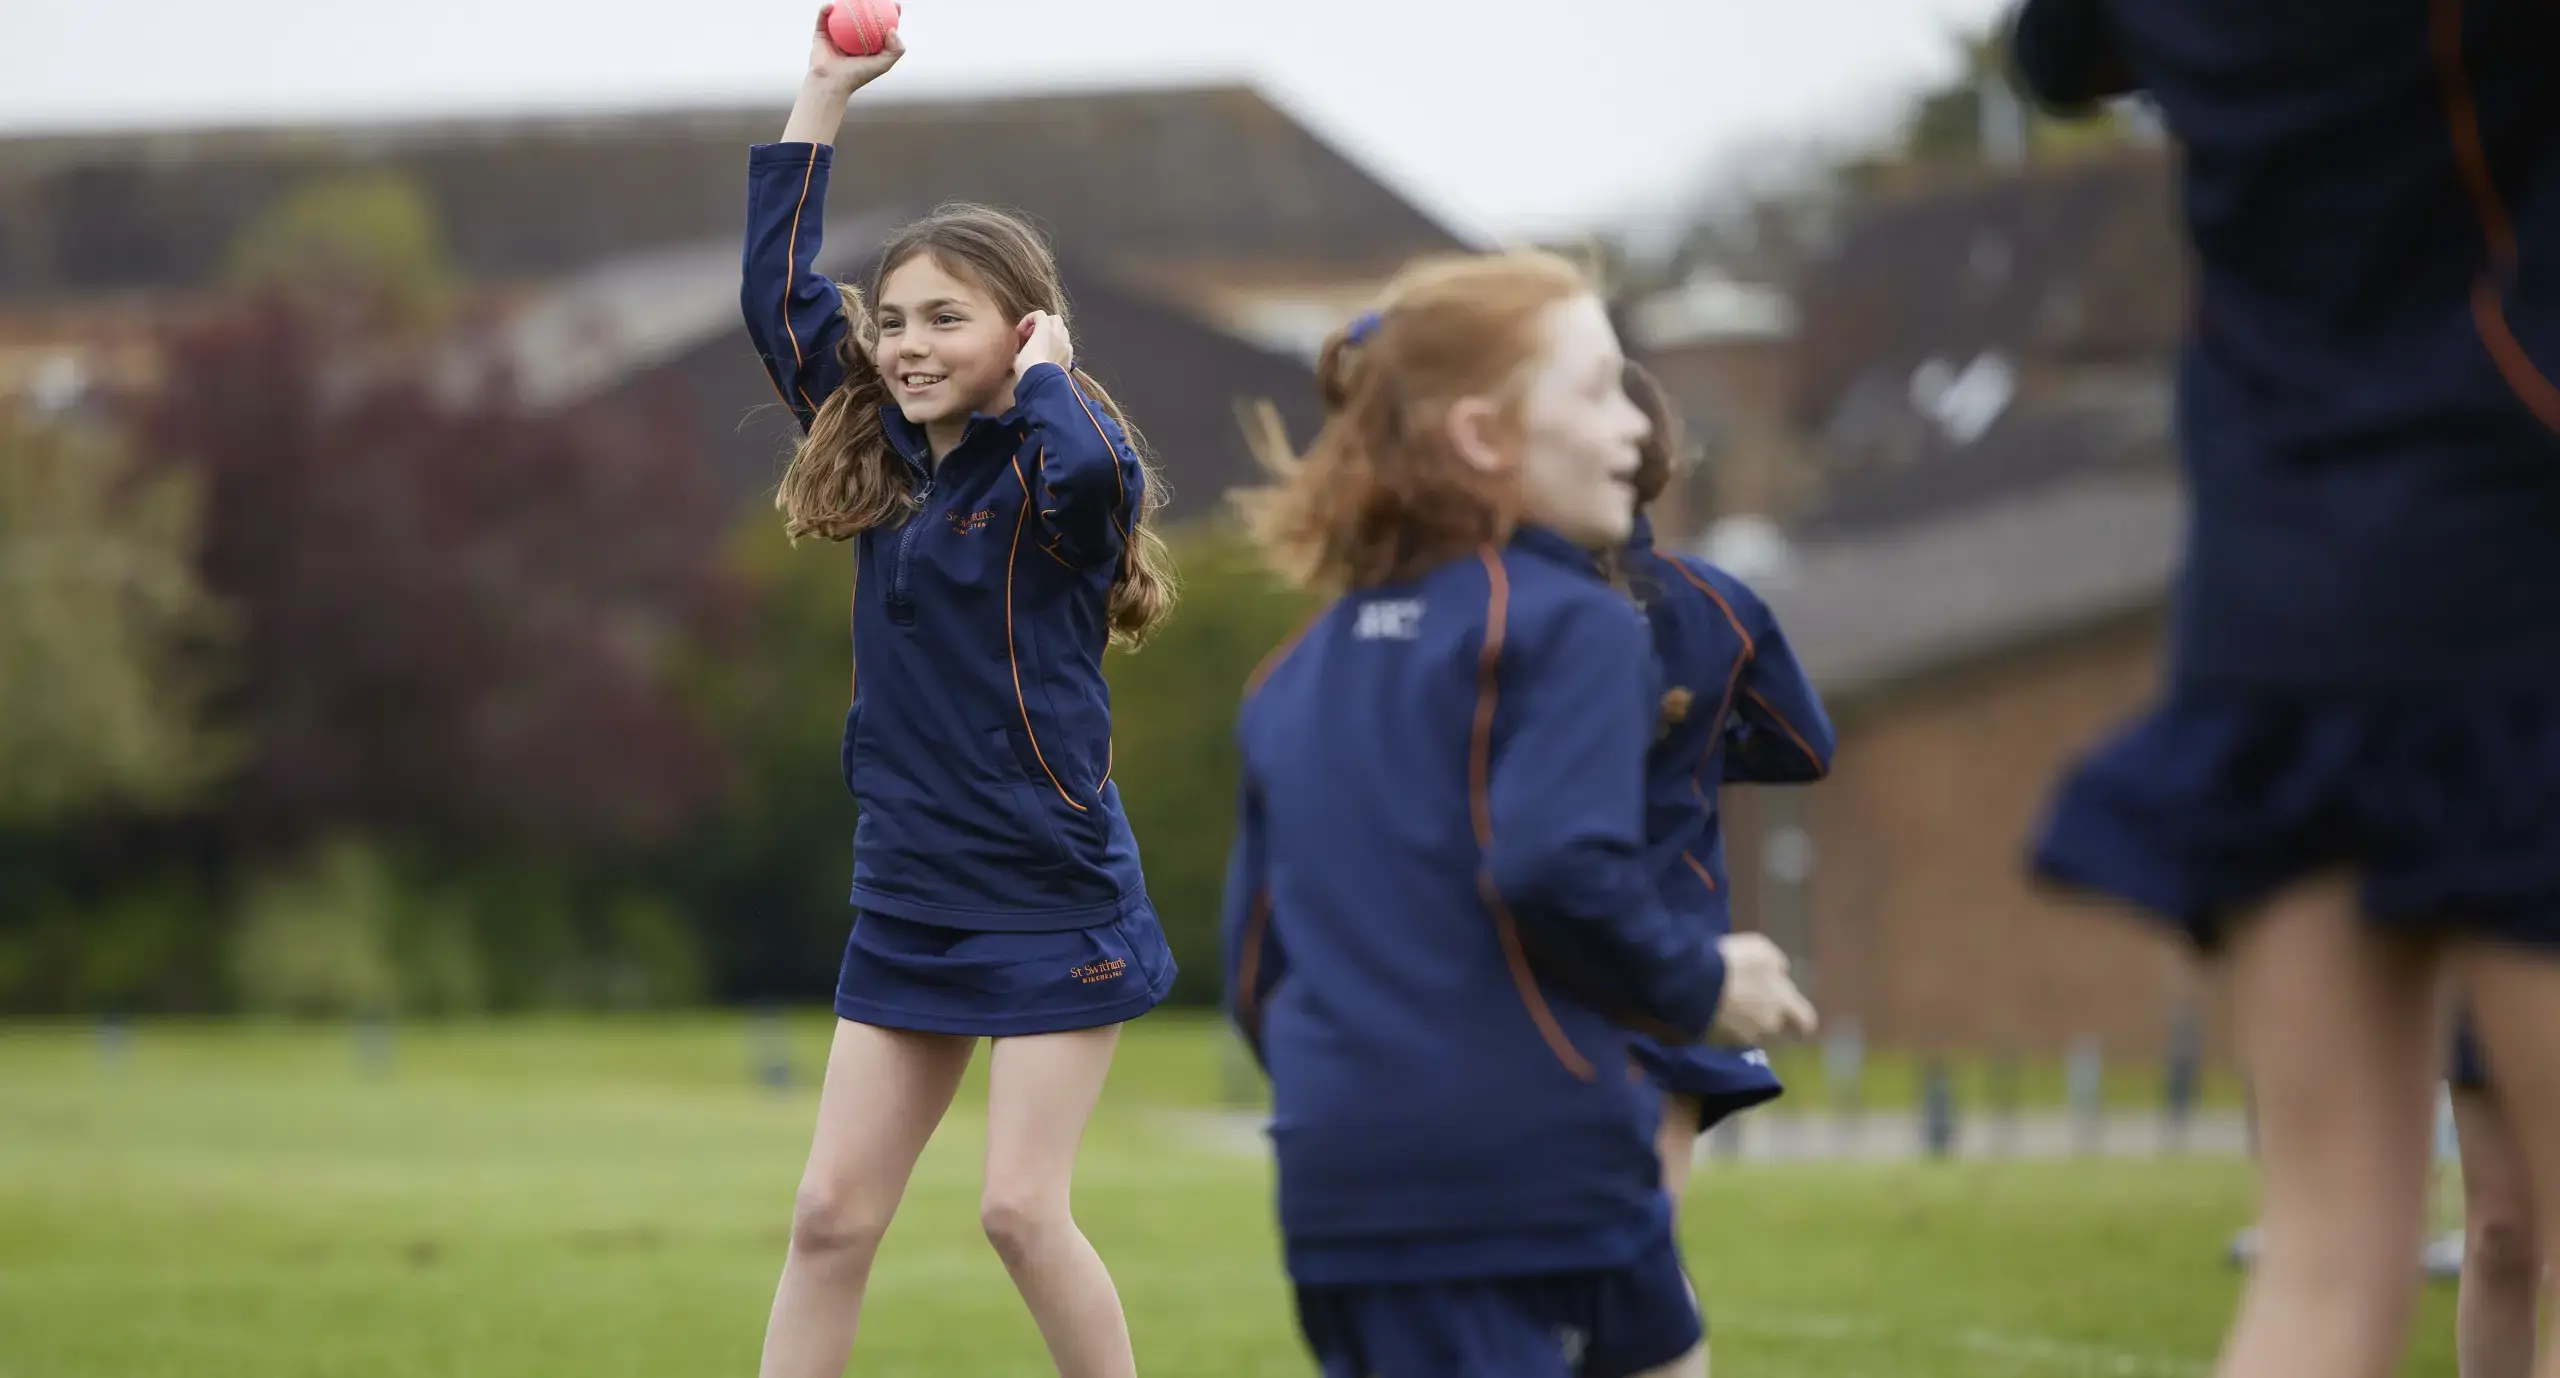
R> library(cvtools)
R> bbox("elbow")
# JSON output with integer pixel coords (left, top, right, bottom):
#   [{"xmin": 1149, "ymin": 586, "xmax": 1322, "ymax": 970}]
[
  {"xmin": 1806, "ymin": 725, "xmax": 1840, "ymax": 779},
  {"xmin": 1507, "ymin": 902, "xmax": 1726, "ymax": 1041},
  {"xmin": 1032, "ymin": 471, "xmax": 1128, "ymax": 566},
  {"xmin": 738, "ymin": 291, "xmax": 779, "ymax": 367},
  {"xmin": 1484, "ymin": 839, "xmax": 1638, "ymax": 947},
  {"xmin": 1485, "ymin": 845, "xmax": 1574, "ymax": 922},
  {"xmin": 737, "ymin": 265, "xmax": 770, "ymax": 337}
]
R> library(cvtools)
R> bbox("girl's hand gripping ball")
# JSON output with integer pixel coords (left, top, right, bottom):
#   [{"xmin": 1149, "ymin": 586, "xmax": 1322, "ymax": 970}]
[{"xmin": 825, "ymin": 0, "xmax": 903, "ymax": 57}]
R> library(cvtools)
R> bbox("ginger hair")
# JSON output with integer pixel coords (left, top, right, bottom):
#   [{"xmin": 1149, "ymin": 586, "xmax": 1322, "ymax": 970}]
[{"xmin": 1234, "ymin": 251, "xmax": 1593, "ymax": 591}]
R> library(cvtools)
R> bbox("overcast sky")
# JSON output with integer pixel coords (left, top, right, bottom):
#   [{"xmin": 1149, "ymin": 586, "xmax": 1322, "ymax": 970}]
[{"xmin": 0, "ymin": 0, "xmax": 2014, "ymax": 239}]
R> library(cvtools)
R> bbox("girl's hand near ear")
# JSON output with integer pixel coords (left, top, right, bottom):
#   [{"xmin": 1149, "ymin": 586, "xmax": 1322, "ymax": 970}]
[{"xmin": 1015, "ymin": 311, "xmax": 1075, "ymax": 374}]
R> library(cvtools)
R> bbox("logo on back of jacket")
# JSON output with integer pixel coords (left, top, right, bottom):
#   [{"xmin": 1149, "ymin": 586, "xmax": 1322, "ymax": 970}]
[{"xmin": 1353, "ymin": 599, "xmax": 1424, "ymax": 641}]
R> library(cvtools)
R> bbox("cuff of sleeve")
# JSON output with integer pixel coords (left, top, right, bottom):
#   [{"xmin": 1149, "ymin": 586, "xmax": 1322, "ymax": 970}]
[
  {"xmin": 1013, "ymin": 361, "xmax": 1072, "ymax": 401},
  {"xmin": 1669, "ymin": 946, "xmax": 1728, "ymax": 1042},
  {"xmin": 749, "ymin": 142, "xmax": 837, "ymax": 168}
]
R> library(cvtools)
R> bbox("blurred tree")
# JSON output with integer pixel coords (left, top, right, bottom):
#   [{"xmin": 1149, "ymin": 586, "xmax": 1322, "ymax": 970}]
[
  {"xmin": 221, "ymin": 831, "xmax": 691, "ymax": 1016},
  {"xmin": 0, "ymin": 870, "xmax": 226, "ymax": 1015},
  {"xmin": 1903, "ymin": 34, "xmax": 2011, "ymax": 164},
  {"xmin": 0, "ymin": 409, "xmax": 236, "ymax": 827},
  {"xmin": 129, "ymin": 292, "xmax": 737, "ymax": 857},
  {"xmin": 1900, "ymin": 29, "xmax": 2146, "ymax": 170},
  {"xmin": 223, "ymin": 172, "xmax": 457, "ymax": 323},
  {"xmin": 1668, "ymin": 26, "xmax": 2152, "ymax": 279},
  {"xmin": 228, "ymin": 833, "xmax": 404, "ymax": 1018},
  {"xmin": 1103, "ymin": 523, "xmax": 1320, "ymax": 1005},
  {"xmin": 653, "ymin": 513, "xmax": 863, "ymax": 1001}
]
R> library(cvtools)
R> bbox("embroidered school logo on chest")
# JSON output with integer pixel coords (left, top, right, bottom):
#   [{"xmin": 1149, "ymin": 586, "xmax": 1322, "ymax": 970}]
[
  {"xmin": 1352, "ymin": 598, "xmax": 1425, "ymax": 641},
  {"xmin": 1659, "ymin": 685, "xmax": 1695, "ymax": 739},
  {"xmin": 946, "ymin": 507, "xmax": 995, "ymax": 535},
  {"xmin": 1071, "ymin": 958, "xmax": 1128, "ymax": 985}
]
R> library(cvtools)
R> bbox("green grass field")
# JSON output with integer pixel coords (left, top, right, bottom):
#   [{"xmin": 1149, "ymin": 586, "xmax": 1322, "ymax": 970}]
[{"xmin": 0, "ymin": 1012, "xmax": 2456, "ymax": 1377}]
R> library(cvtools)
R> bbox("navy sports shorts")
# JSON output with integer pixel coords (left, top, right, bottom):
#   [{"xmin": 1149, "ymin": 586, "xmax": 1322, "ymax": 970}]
[{"xmin": 1294, "ymin": 1230, "xmax": 1701, "ymax": 1378}]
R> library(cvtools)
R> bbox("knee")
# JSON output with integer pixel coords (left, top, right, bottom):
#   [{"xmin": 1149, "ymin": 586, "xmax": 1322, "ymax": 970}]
[
  {"xmin": 2257, "ymin": 1218, "xmax": 2411, "ymax": 1299},
  {"xmin": 790, "ymin": 1180, "xmax": 892, "ymax": 1260},
  {"xmin": 979, "ymin": 1185, "xmax": 1069, "ymax": 1262},
  {"xmin": 2465, "ymin": 1210, "xmax": 2541, "ymax": 1289}
]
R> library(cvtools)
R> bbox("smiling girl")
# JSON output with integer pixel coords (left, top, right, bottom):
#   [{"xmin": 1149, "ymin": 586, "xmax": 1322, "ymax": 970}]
[{"xmin": 737, "ymin": 12, "xmax": 1177, "ymax": 1378}]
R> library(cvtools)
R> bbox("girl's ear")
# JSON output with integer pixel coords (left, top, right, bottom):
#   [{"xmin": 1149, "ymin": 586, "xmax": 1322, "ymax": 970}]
[{"xmin": 1445, "ymin": 396, "xmax": 1506, "ymax": 476}]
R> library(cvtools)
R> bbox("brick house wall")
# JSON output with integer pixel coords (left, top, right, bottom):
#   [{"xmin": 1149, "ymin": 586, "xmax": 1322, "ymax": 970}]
[
  {"xmin": 1642, "ymin": 336, "xmax": 1814, "ymax": 538},
  {"xmin": 1721, "ymin": 609, "xmax": 2219, "ymax": 1061}
]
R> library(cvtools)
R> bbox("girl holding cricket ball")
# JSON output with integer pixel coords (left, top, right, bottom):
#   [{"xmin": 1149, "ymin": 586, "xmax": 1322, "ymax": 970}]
[{"xmin": 739, "ymin": 10, "xmax": 1177, "ymax": 1377}]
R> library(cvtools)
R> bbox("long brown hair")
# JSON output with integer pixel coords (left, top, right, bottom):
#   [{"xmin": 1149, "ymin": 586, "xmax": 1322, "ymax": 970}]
[
  {"xmin": 1608, "ymin": 359, "xmax": 1691, "ymax": 608},
  {"xmin": 778, "ymin": 203, "xmax": 1176, "ymax": 647},
  {"xmin": 1624, "ymin": 360, "xmax": 1688, "ymax": 511},
  {"xmin": 1233, "ymin": 251, "xmax": 1591, "ymax": 591}
]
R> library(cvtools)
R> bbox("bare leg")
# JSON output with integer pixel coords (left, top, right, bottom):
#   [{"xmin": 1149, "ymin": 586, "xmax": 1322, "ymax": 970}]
[
  {"xmin": 2453, "ymin": 1084, "xmax": 2542, "ymax": 1378},
  {"xmin": 2213, "ymin": 875, "xmax": 2445, "ymax": 1378},
  {"xmin": 1642, "ymin": 1095, "xmax": 1709, "ymax": 1378},
  {"xmin": 2457, "ymin": 943, "xmax": 2560, "ymax": 1378},
  {"xmin": 1657, "ymin": 1094, "xmax": 1702, "ymax": 1204},
  {"xmin": 982, "ymin": 1024, "xmax": 1137, "ymax": 1378},
  {"xmin": 758, "ymin": 1020, "xmax": 977, "ymax": 1378}
]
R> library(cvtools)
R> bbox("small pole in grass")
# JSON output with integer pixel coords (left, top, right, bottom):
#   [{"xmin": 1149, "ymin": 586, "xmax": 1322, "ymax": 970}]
[
  {"xmin": 1710, "ymin": 1113, "xmax": 1745, "ymax": 1162},
  {"xmin": 752, "ymin": 999, "xmax": 792, "ymax": 1093},
  {"xmin": 1988, "ymin": 1049, "xmax": 2021, "ymax": 1156},
  {"xmin": 1219, "ymin": 1028, "xmax": 1262, "ymax": 1109},
  {"xmin": 1824, "ymin": 1018, "xmax": 1865, "ymax": 1151},
  {"xmin": 97, "ymin": 1010, "xmax": 132, "ymax": 1067},
  {"xmin": 2164, "ymin": 1002, "xmax": 2203, "ymax": 1154},
  {"xmin": 2066, "ymin": 1036, "xmax": 2105, "ymax": 1155},
  {"xmin": 1920, "ymin": 1056, "xmax": 1957, "ymax": 1160},
  {"xmin": 354, "ymin": 1008, "xmax": 394, "ymax": 1079}
]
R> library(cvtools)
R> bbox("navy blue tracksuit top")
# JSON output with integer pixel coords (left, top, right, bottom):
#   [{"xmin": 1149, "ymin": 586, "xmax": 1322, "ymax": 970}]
[
  {"xmin": 742, "ymin": 142, "xmax": 1151, "ymax": 931},
  {"xmin": 1627, "ymin": 517, "xmax": 1835, "ymax": 914},
  {"xmin": 2011, "ymin": 0, "xmax": 2560, "ymax": 693},
  {"xmin": 1222, "ymin": 529, "xmax": 1732, "ymax": 1285}
]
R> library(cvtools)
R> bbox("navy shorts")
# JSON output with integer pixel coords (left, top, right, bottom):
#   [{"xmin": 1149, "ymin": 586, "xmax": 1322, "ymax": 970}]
[
  {"xmin": 1294, "ymin": 1233, "xmax": 1701, "ymax": 1378},
  {"xmin": 2032, "ymin": 691, "xmax": 2560, "ymax": 951},
  {"xmin": 832, "ymin": 906, "xmax": 1176, "ymax": 1037},
  {"xmin": 1629, "ymin": 1038, "xmax": 1783, "ymax": 1134}
]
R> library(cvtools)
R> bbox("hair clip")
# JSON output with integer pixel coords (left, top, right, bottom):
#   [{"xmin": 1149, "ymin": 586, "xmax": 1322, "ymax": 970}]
[{"xmin": 1344, "ymin": 310, "xmax": 1383, "ymax": 345}]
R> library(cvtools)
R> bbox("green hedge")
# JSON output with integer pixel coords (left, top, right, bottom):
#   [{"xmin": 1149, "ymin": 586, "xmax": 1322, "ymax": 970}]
[
  {"xmin": 0, "ymin": 518, "xmax": 1314, "ymax": 1015},
  {"xmin": 1105, "ymin": 522, "xmax": 1319, "ymax": 1005}
]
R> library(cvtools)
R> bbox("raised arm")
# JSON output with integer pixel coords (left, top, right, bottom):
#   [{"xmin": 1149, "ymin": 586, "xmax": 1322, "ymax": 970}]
[
  {"xmin": 1003, "ymin": 318, "xmax": 1144, "ymax": 569},
  {"xmin": 740, "ymin": 10, "xmax": 904, "ymax": 428}
]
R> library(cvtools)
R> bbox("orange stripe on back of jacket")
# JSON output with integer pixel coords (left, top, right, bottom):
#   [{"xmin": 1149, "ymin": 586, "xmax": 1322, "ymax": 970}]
[{"xmin": 1469, "ymin": 547, "xmax": 1597, "ymax": 1082}]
